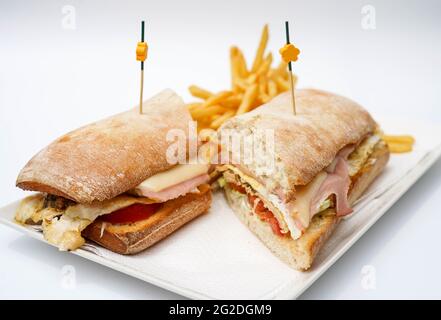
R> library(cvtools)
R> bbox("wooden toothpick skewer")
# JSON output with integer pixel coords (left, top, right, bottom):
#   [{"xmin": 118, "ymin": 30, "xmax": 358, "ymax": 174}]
[
  {"xmin": 285, "ymin": 21, "xmax": 296, "ymax": 115},
  {"xmin": 139, "ymin": 21, "xmax": 145, "ymax": 114}
]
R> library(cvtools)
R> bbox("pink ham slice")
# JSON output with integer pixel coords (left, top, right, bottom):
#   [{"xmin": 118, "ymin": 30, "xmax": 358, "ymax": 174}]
[
  {"xmin": 137, "ymin": 174, "xmax": 210, "ymax": 202},
  {"xmin": 310, "ymin": 147, "xmax": 354, "ymax": 218}
]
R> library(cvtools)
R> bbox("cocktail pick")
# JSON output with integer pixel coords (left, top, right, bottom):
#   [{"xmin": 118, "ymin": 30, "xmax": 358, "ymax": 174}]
[
  {"xmin": 279, "ymin": 21, "xmax": 300, "ymax": 114},
  {"xmin": 136, "ymin": 21, "xmax": 148, "ymax": 114}
]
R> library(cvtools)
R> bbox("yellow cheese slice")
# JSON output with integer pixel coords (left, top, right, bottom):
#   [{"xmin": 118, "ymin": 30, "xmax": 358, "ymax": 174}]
[
  {"xmin": 134, "ymin": 163, "xmax": 209, "ymax": 193},
  {"xmin": 291, "ymin": 171, "xmax": 328, "ymax": 229}
]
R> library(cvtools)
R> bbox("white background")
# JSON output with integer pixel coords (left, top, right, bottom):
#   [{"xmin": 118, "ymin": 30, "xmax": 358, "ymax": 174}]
[{"xmin": 1, "ymin": 0, "xmax": 440, "ymax": 299}]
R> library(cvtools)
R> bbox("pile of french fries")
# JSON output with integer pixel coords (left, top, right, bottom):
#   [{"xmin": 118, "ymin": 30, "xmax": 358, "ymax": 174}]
[
  {"xmin": 382, "ymin": 134, "xmax": 415, "ymax": 153},
  {"xmin": 187, "ymin": 25, "xmax": 297, "ymax": 130}
]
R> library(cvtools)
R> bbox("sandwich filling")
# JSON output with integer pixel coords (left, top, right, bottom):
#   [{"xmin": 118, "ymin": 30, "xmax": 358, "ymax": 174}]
[
  {"xmin": 15, "ymin": 163, "xmax": 210, "ymax": 251},
  {"xmin": 219, "ymin": 134, "xmax": 382, "ymax": 239}
]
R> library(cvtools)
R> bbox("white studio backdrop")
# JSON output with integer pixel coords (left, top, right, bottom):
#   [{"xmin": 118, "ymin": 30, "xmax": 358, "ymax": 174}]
[{"xmin": 0, "ymin": 0, "xmax": 440, "ymax": 299}]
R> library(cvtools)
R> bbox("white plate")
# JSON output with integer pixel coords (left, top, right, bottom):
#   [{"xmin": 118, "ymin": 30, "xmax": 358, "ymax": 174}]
[{"xmin": 1, "ymin": 123, "xmax": 441, "ymax": 299}]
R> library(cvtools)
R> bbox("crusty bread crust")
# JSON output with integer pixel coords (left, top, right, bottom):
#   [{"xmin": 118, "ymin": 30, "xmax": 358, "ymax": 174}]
[
  {"xmin": 224, "ymin": 141, "xmax": 389, "ymax": 270},
  {"xmin": 220, "ymin": 89, "xmax": 377, "ymax": 202},
  {"xmin": 16, "ymin": 89, "xmax": 192, "ymax": 204},
  {"xmin": 82, "ymin": 184, "xmax": 211, "ymax": 254}
]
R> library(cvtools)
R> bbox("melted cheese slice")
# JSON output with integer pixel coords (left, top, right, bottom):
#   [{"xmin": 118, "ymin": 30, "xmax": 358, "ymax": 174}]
[
  {"xmin": 292, "ymin": 172, "xmax": 328, "ymax": 228},
  {"xmin": 134, "ymin": 163, "xmax": 209, "ymax": 193},
  {"xmin": 15, "ymin": 193, "xmax": 46, "ymax": 224}
]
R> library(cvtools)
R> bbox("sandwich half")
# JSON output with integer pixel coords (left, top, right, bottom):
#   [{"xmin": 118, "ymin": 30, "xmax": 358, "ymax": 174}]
[
  {"xmin": 217, "ymin": 89, "xmax": 389, "ymax": 270},
  {"xmin": 15, "ymin": 89, "xmax": 212, "ymax": 254}
]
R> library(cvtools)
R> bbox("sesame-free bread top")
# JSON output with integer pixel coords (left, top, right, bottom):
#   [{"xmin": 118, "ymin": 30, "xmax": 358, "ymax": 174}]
[
  {"xmin": 17, "ymin": 89, "xmax": 191, "ymax": 203},
  {"xmin": 219, "ymin": 89, "xmax": 377, "ymax": 201}
]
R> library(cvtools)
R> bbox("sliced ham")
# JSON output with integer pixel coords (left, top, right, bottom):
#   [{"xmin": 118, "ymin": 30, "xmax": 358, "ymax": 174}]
[
  {"xmin": 135, "ymin": 173, "xmax": 209, "ymax": 202},
  {"xmin": 292, "ymin": 146, "xmax": 354, "ymax": 233},
  {"xmin": 311, "ymin": 156, "xmax": 353, "ymax": 217},
  {"xmin": 325, "ymin": 144, "xmax": 355, "ymax": 172}
]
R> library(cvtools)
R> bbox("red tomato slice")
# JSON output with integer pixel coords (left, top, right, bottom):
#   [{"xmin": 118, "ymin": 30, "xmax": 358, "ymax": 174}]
[
  {"xmin": 100, "ymin": 203, "xmax": 162, "ymax": 224},
  {"xmin": 247, "ymin": 194, "xmax": 284, "ymax": 236},
  {"xmin": 267, "ymin": 215, "xmax": 285, "ymax": 236},
  {"xmin": 247, "ymin": 194, "xmax": 266, "ymax": 213},
  {"xmin": 229, "ymin": 182, "xmax": 285, "ymax": 237},
  {"xmin": 229, "ymin": 182, "xmax": 246, "ymax": 194}
]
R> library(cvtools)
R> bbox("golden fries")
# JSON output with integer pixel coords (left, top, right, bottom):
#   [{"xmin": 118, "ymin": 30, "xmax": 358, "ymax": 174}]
[
  {"xmin": 387, "ymin": 142, "xmax": 413, "ymax": 153},
  {"xmin": 256, "ymin": 53, "xmax": 273, "ymax": 77},
  {"xmin": 383, "ymin": 134, "xmax": 415, "ymax": 153},
  {"xmin": 210, "ymin": 110, "xmax": 235, "ymax": 129},
  {"xmin": 251, "ymin": 24, "xmax": 269, "ymax": 73},
  {"xmin": 188, "ymin": 85, "xmax": 212, "ymax": 100},
  {"xmin": 186, "ymin": 102, "xmax": 203, "ymax": 110},
  {"xmin": 268, "ymin": 79, "xmax": 278, "ymax": 97},
  {"xmin": 187, "ymin": 25, "xmax": 297, "ymax": 129},
  {"xmin": 219, "ymin": 94, "xmax": 242, "ymax": 108},
  {"xmin": 269, "ymin": 61, "xmax": 288, "ymax": 80},
  {"xmin": 237, "ymin": 84, "xmax": 258, "ymax": 115},
  {"xmin": 202, "ymin": 91, "xmax": 233, "ymax": 108},
  {"xmin": 235, "ymin": 48, "xmax": 249, "ymax": 78},
  {"xmin": 383, "ymin": 135, "xmax": 415, "ymax": 145},
  {"xmin": 275, "ymin": 76, "xmax": 290, "ymax": 91},
  {"xmin": 190, "ymin": 105, "xmax": 226, "ymax": 120}
]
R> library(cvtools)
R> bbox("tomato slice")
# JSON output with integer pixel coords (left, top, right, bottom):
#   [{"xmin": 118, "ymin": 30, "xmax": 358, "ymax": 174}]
[
  {"xmin": 229, "ymin": 182, "xmax": 284, "ymax": 236},
  {"xmin": 266, "ymin": 215, "xmax": 285, "ymax": 236},
  {"xmin": 247, "ymin": 194, "xmax": 266, "ymax": 212},
  {"xmin": 100, "ymin": 203, "xmax": 162, "ymax": 224},
  {"xmin": 247, "ymin": 194, "xmax": 284, "ymax": 236},
  {"xmin": 229, "ymin": 182, "xmax": 246, "ymax": 194}
]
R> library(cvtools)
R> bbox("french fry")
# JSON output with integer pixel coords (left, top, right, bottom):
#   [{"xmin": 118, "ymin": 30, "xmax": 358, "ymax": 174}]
[
  {"xmin": 275, "ymin": 76, "xmax": 289, "ymax": 92},
  {"xmin": 187, "ymin": 102, "xmax": 203, "ymax": 111},
  {"xmin": 210, "ymin": 110, "xmax": 235, "ymax": 129},
  {"xmin": 236, "ymin": 84, "xmax": 258, "ymax": 115},
  {"xmin": 256, "ymin": 53, "xmax": 273, "ymax": 77},
  {"xmin": 234, "ymin": 78, "xmax": 249, "ymax": 92},
  {"xmin": 202, "ymin": 91, "xmax": 233, "ymax": 107},
  {"xmin": 268, "ymin": 61, "xmax": 287, "ymax": 79},
  {"xmin": 258, "ymin": 75, "xmax": 267, "ymax": 98},
  {"xmin": 258, "ymin": 93, "xmax": 271, "ymax": 104},
  {"xmin": 387, "ymin": 142, "xmax": 413, "ymax": 153},
  {"xmin": 251, "ymin": 24, "xmax": 269, "ymax": 73},
  {"xmin": 246, "ymin": 73, "xmax": 258, "ymax": 85},
  {"xmin": 189, "ymin": 85, "xmax": 213, "ymax": 100},
  {"xmin": 230, "ymin": 47, "xmax": 242, "ymax": 90},
  {"xmin": 190, "ymin": 105, "xmax": 227, "ymax": 120},
  {"xmin": 383, "ymin": 135, "xmax": 415, "ymax": 145},
  {"xmin": 268, "ymin": 79, "xmax": 278, "ymax": 98},
  {"xmin": 219, "ymin": 94, "xmax": 243, "ymax": 108},
  {"xmin": 236, "ymin": 48, "xmax": 249, "ymax": 78}
]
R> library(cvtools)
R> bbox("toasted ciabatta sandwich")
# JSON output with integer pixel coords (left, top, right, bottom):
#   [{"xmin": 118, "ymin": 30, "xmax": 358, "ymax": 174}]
[
  {"xmin": 217, "ymin": 89, "xmax": 389, "ymax": 270},
  {"xmin": 15, "ymin": 89, "xmax": 211, "ymax": 254}
]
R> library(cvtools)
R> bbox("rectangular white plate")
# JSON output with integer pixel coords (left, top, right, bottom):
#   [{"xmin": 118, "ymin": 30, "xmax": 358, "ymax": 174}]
[{"xmin": 1, "ymin": 121, "xmax": 441, "ymax": 299}]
